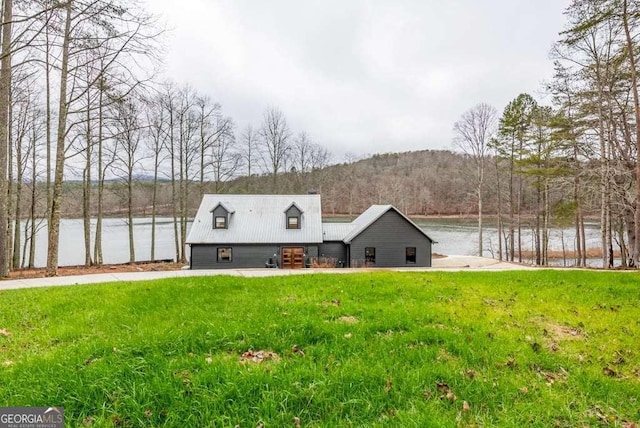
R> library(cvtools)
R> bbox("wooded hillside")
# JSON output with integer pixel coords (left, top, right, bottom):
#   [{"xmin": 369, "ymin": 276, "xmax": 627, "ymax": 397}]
[{"xmin": 0, "ymin": 1, "xmax": 639, "ymax": 274}]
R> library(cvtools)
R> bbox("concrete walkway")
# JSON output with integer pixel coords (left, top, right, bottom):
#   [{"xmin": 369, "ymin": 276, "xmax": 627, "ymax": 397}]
[{"xmin": 0, "ymin": 255, "xmax": 535, "ymax": 291}]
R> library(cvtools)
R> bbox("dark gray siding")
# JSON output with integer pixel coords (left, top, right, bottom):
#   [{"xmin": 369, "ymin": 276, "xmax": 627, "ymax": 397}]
[
  {"xmin": 285, "ymin": 205, "xmax": 303, "ymax": 228},
  {"xmin": 212, "ymin": 205, "xmax": 229, "ymax": 228},
  {"xmin": 286, "ymin": 205, "xmax": 302, "ymax": 217},
  {"xmin": 318, "ymin": 242, "xmax": 348, "ymax": 266},
  {"xmin": 190, "ymin": 243, "xmax": 319, "ymax": 269},
  {"xmin": 349, "ymin": 210, "xmax": 432, "ymax": 267}
]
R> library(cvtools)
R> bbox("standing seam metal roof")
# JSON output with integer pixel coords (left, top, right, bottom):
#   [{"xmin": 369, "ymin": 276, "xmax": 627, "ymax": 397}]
[
  {"xmin": 342, "ymin": 205, "xmax": 435, "ymax": 243},
  {"xmin": 321, "ymin": 222, "xmax": 354, "ymax": 241},
  {"xmin": 186, "ymin": 194, "xmax": 324, "ymax": 244}
]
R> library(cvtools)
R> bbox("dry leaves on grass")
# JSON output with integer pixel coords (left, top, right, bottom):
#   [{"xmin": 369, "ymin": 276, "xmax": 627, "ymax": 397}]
[
  {"xmin": 536, "ymin": 368, "xmax": 569, "ymax": 386},
  {"xmin": 240, "ymin": 350, "xmax": 280, "ymax": 364},
  {"xmin": 0, "ymin": 328, "xmax": 11, "ymax": 337},
  {"xmin": 337, "ymin": 316, "xmax": 358, "ymax": 324},
  {"xmin": 436, "ymin": 382, "xmax": 457, "ymax": 401},
  {"xmin": 587, "ymin": 405, "xmax": 626, "ymax": 425}
]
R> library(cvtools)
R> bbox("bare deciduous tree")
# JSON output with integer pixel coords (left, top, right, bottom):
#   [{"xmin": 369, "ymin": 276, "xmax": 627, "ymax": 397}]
[
  {"xmin": 453, "ymin": 103, "xmax": 497, "ymax": 257},
  {"xmin": 0, "ymin": 0, "xmax": 13, "ymax": 277},
  {"xmin": 259, "ymin": 106, "xmax": 291, "ymax": 192}
]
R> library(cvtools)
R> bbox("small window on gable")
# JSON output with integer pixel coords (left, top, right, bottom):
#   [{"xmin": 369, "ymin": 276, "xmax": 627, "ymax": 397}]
[
  {"xmin": 214, "ymin": 216, "xmax": 227, "ymax": 229},
  {"xmin": 217, "ymin": 247, "xmax": 232, "ymax": 262},
  {"xmin": 287, "ymin": 216, "xmax": 299, "ymax": 229},
  {"xmin": 406, "ymin": 247, "xmax": 416, "ymax": 264}
]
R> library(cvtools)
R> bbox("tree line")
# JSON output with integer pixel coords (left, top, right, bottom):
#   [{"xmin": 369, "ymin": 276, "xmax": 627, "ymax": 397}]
[
  {"xmin": 2, "ymin": 0, "xmax": 639, "ymax": 275},
  {"xmin": 453, "ymin": 0, "xmax": 640, "ymax": 268},
  {"xmin": 0, "ymin": 1, "xmax": 333, "ymax": 277}
]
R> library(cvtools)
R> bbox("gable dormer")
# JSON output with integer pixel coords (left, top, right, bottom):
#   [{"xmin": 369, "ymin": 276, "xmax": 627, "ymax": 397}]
[
  {"xmin": 210, "ymin": 202, "xmax": 234, "ymax": 229},
  {"xmin": 284, "ymin": 202, "xmax": 303, "ymax": 230}
]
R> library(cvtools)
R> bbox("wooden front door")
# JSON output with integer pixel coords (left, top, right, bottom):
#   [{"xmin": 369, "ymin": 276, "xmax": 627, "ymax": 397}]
[{"xmin": 281, "ymin": 247, "xmax": 304, "ymax": 269}]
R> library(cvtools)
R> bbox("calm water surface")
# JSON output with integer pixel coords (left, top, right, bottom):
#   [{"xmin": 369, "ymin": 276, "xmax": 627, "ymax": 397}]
[{"xmin": 22, "ymin": 217, "xmax": 603, "ymax": 268}]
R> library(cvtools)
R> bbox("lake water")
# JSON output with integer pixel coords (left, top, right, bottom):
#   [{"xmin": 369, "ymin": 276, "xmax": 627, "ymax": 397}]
[
  {"xmin": 20, "ymin": 217, "xmax": 603, "ymax": 268},
  {"xmin": 21, "ymin": 217, "xmax": 179, "ymax": 268},
  {"xmin": 412, "ymin": 218, "xmax": 603, "ymax": 266}
]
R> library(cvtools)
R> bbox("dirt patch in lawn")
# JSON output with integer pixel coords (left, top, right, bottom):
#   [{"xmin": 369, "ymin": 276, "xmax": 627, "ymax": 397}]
[
  {"xmin": 337, "ymin": 316, "xmax": 359, "ymax": 324},
  {"xmin": 240, "ymin": 350, "xmax": 280, "ymax": 364},
  {"xmin": 543, "ymin": 323, "xmax": 587, "ymax": 340}
]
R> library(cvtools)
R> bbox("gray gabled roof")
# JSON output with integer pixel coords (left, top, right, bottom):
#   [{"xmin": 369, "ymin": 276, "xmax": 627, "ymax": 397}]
[
  {"xmin": 321, "ymin": 222, "xmax": 354, "ymax": 241},
  {"xmin": 186, "ymin": 194, "xmax": 324, "ymax": 244},
  {"xmin": 210, "ymin": 201, "xmax": 235, "ymax": 214},
  {"xmin": 342, "ymin": 205, "xmax": 434, "ymax": 243}
]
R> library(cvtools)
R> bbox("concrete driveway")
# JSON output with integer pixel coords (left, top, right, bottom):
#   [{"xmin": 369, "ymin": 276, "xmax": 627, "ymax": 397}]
[{"xmin": 0, "ymin": 255, "xmax": 535, "ymax": 291}]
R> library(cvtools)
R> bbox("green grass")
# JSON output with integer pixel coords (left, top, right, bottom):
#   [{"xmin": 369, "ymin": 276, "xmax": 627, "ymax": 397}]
[{"xmin": 0, "ymin": 271, "xmax": 639, "ymax": 427}]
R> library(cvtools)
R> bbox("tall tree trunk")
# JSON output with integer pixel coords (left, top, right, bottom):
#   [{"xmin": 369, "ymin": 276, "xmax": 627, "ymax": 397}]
[
  {"xmin": 0, "ymin": 0, "xmax": 13, "ymax": 277},
  {"xmin": 7, "ymin": 95, "xmax": 13, "ymax": 271},
  {"xmin": 477, "ymin": 153, "xmax": 484, "ymax": 257},
  {"xmin": 508, "ymin": 139, "xmax": 515, "ymax": 261},
  {"xmin": 178, "ymin": 118, "xmax": 186, "ymax": 263},
  {"xmin": 12, "ymin": 127, "xmax": 22, "ymax": 270},
  {"xmin": 495, "ymin": 158, "xmax": 503, "ymax": 261},
  {"xmin": 535, "ymin": 177, "xmax": 541, "ymax": 266},
  {"xmin": 45, "ymin": 5, "xmax": 52, "ymax": 224},
  {"xmin": 617, "ymin": 215, "xmax": 628, "ymax": 267},
  {"xmin": 622, "ymin": 0, "xmax": 640, "ymax": 266},
  {"xmin": 94, "ymin": 81, "xmax": 104, "ymax": 266},
  {"xmin": 580, "ymin": 213, "xmax": 587, "ymax": 266},
  {"xmin": 46, "ymin": 1, "xmax": 72, "ymax": 277},
  {"xmin": 83, "ymin": 90, "xmax": 92, "ymax": 267},
  {"xmin": 150, "ymin": 147, "xmax": 159, "ymax": 261},
  {"xmin": 127, "ymin": 164, "xmax": 135, "ymax": 263},
  {"xmin": 543, "ymin": 179, "xmax": 549, "ymax": 265},
  {"xmin": 478, "ymin": 185, "xmax": 483, "ymax": 257},
  {"xmin": 28, "ymin": 127, "xmax": 36, "ymax": 268},
  {"xmin": 169, "ymin": 110, "xmax": 180, "ymax": 261},
  {"xmin": 573, "ymin": 145, "xmax": 583, "ymax": 267},
  {"xmin": 517, "ymin": 141, "xmax": 523, "ymax": 263}
]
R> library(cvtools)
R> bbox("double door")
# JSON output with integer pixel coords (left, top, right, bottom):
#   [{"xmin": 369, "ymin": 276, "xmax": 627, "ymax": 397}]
[{"xmin": 281, "ymin": 247, "xmax": 304, "ymax": 269}]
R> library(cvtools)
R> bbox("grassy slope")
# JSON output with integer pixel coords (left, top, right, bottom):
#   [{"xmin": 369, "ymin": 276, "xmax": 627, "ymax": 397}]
[{"xmin": 0, "ymin": 271, "xmax": 638, "ymax": 427}]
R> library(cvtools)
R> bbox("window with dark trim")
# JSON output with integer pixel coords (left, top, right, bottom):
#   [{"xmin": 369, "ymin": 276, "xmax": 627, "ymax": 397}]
[
  {"xmin": 287, "ymin": 216, "xmax": 300, "ymax": 229},
  {"xmin": 406, "ymin": 247, "xmax": 416, "ymax": 264},
  {"xmin": 217, "ymin": 247, "xmax": 232, "ymax": 262},
  {"xmin": 214, "ymin": 216, "xmax": 227, "ymax": 229},
  {"xmin": 365, "ymin": 247, "xmax": 376, "ymax": 264}
]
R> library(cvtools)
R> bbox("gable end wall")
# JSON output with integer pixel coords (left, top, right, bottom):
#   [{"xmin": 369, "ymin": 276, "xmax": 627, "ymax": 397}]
[{"xmin": 350, "ymin": 210, "xmax": 432, "ymax": 267}]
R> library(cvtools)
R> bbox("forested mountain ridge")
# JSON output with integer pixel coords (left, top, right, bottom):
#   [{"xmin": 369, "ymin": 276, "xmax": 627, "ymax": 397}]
[
  {"xmin": 49, "ymin": 148, "xmax": 593, "ymax": 221},
  {"xmin": 230, "ymin": 149, "xmax": 478, "ymax": 216},
  {"xmin": 51, "ymin": 149, "xmax": 478, "ymax": 218}
]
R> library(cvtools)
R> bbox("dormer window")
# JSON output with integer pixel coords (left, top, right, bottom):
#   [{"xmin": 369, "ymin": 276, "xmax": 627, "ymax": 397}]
[
  {"xmin": 285, "ymin": 202, "xmax": 303, "ymax": 230},
  {"xmin": 215, "ymin": 216, "xmax": 227, "ymax": 229},
  {"xmin": 287, "ymin": 216, "xmax": 299, "ymax": 229},
  {"xmin": 210, "ymin": 201, "xmax": 234, "ymax": 230}
]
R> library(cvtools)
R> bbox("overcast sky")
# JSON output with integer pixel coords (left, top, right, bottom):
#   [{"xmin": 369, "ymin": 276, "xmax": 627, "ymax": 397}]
[{"xmin": 146, "ymin": 0, "xmax": 571, "ymax": 160}]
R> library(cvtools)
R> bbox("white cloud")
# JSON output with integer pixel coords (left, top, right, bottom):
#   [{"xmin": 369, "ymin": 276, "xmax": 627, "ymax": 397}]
[{"xmin": 146, "ymin": 0, "xmax": 571, "ymax": 159}]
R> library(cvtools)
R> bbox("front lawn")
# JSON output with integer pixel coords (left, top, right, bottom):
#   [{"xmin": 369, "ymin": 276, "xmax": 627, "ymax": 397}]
[{"xmin": 0, "ymin": 271, "xmax": 638, "ymax": 426}]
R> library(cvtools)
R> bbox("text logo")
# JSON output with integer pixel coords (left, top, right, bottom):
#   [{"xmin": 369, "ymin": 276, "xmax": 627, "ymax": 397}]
[{"xmin": 0, "ymin": 407, "xmax": 64, "ymax": 428}]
